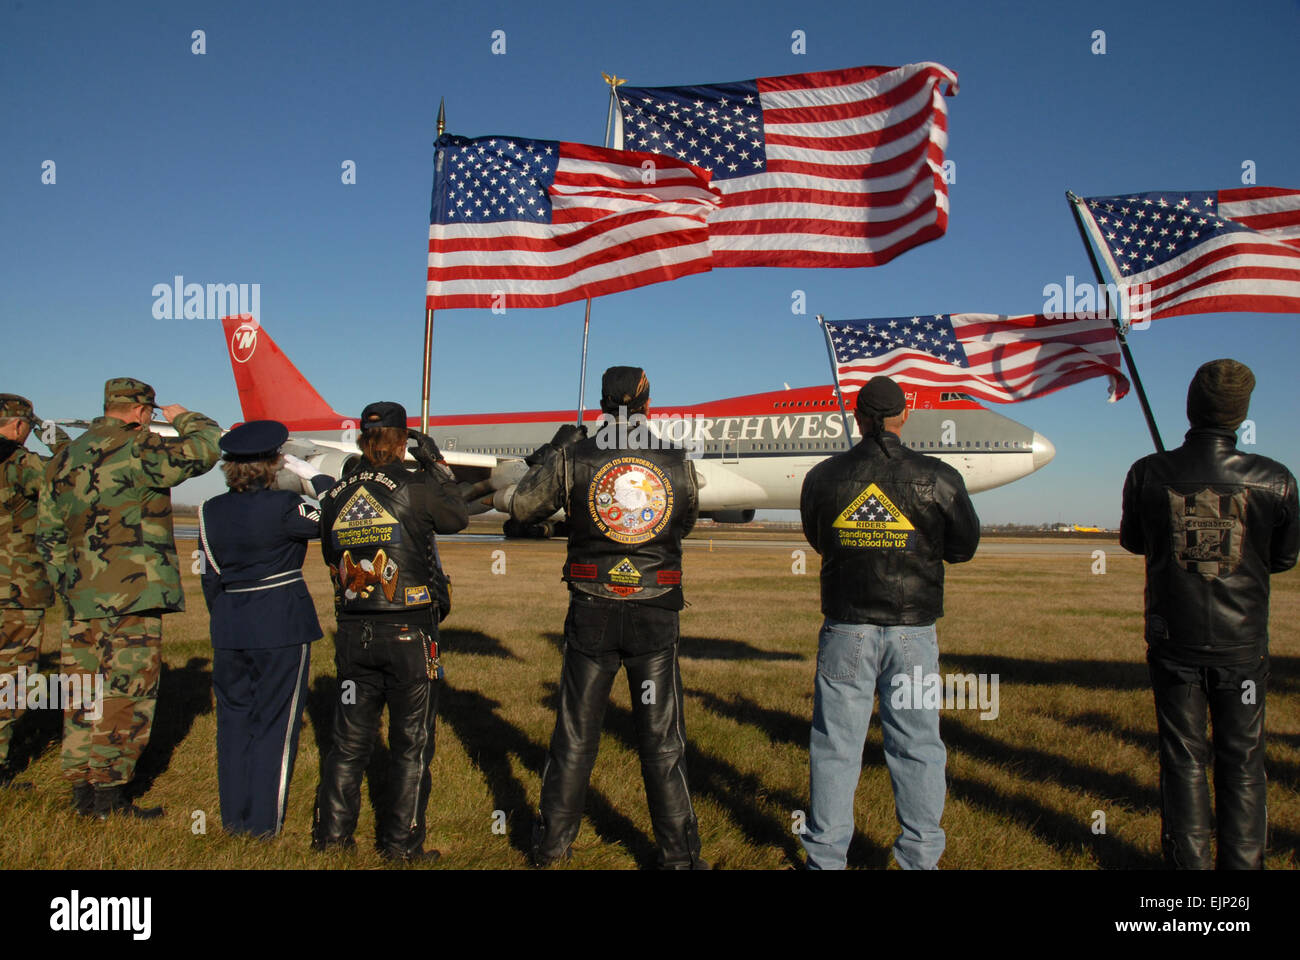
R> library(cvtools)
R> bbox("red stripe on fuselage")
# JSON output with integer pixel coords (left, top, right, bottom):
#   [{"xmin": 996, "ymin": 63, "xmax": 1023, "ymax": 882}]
[{"xmin": 262, "ymin": 384, "xmax": 983, "ymax": 433}]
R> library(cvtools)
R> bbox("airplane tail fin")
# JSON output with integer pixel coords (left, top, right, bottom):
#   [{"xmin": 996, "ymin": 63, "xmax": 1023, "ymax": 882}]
[{"xmin": 221, "ymin": 315, "xmax": 342, "ymax": 426}]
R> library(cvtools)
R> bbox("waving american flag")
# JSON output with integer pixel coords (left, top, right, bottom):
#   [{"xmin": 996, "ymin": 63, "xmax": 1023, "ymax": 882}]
[
  {"xmin": 615, "ymin": 63, "xmax": 958, "ymax": 268},
  {"xmin": 825, "ymin": 313, "xmax": 1130, "ymax": 405},
  {"xmin": 1077, "ymin": 188, "xmax": 1300, "ymax": 321},
  {"xmin": 426, "ymin": 135, "xmax": 721, "ymax": 309}
]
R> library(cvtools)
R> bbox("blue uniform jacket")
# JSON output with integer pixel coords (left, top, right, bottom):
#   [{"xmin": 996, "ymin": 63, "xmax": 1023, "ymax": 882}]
[{"xmin": 199, "ymin": 478, "xmax": 331, "ymax": 650}]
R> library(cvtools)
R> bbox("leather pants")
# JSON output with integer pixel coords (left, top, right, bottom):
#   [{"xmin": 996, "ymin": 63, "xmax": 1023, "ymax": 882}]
[
  {"xmin": 314, "ymin": 620, "xmax": 439, "ymax": 859},
  {"xmin": 1147, "ymin": 648, "xmax": 1268, "ymax": 870},
  {"xmin": 535, "ymin": 596, "xmax": 703, "ymax": 869}
]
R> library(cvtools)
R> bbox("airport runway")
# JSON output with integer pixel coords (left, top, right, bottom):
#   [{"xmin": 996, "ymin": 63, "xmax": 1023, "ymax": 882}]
[{"xmin": 176, "ymin": 522, "xmax": 1106, "ymax": 556}]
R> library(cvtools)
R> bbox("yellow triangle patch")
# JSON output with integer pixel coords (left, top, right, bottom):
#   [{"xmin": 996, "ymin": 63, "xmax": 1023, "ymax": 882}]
[
  {"xmin": 832, "ymin": 484, "xmax": 915, "ymax": 531},
  {"xmin": 333, "ymin": 488, "xmax": 399, "ymax": 531}
]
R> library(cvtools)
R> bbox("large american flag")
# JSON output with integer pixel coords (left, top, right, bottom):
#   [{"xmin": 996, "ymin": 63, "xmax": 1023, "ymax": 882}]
[
  {"xmin": 614, "ymin": 63, "xmax": 958, "ymax": 268},
  {"xmin": 426, "ymin": 135, "xmax": 721, "ymax": 309},
  {"xmin": 1077, "ymin": 188, "xmax": 1300, "ymax": 321},
  {"xmin": 825, "ymin": 313, "xmax": 1130, "ymax": 405}
]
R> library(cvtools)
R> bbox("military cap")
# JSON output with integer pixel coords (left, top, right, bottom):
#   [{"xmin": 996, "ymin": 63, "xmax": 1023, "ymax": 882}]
[
  {"xmin": 219, "ymin": 419, "xmax": 289, "ymax": 461},
  {"xmin": 0, "ymin": 393, "xmax": 34, "ymax": 421},
  {"xmin": 360, "ymin": 401, "xmax": 407, "ymax": 430},
  {"xmin": 1187, "ymin": 358, "xmax": 1255, "ymax": 430},
  {"xmin": 855, "ymin": 376, "xmax": 907, "ymax": 419},
  {"xmin": 104, "ymin": 377, "xmax": 157, "ymax": 408},
  {"xmin": 600, "ymin": 366, "xmax": 650, "ymax": 414}
]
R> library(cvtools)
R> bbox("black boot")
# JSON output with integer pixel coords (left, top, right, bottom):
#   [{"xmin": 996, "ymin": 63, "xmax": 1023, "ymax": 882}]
[
  {"xmin": 93, "ymin": 785, "xmax": 163, "ymax": 821},
  {"xmin": 0, "ymin": 763, "xmax": 33, "ymax": 791},
  {"xmin": 71, "ymin": 783, "xmax": 95, "ymax": 816}
]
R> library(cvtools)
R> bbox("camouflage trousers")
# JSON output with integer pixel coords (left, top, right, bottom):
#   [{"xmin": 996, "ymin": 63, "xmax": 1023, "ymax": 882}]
[
  {"xmin": 61, "ymin": 614, "xmax": 162, "ymax": 787},
  {"xmin": 0, "ymin": 608, "xmax": 44, "ymax": 765}
]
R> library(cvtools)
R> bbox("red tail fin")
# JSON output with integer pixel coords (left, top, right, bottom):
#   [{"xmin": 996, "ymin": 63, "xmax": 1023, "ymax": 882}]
[{"xmin": 221, "ymin": 315, "xmax": 342, "ymax": 426}]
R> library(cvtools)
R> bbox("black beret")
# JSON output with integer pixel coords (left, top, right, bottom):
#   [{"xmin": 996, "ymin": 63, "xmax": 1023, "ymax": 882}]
[
  {"xmin": 220, "ymin": 419, "xmax": 288, "ymax": 461},
  {"xmin": 360, "ymin": 401, "xmax": 407, "ymax": 430},
  {"xmin": 600, "ymin": 366, "xmax": 650, "ymax": 414},
  {"xmin": 854, "ymin": 376, "xmax": 907, "ymax": 419}
]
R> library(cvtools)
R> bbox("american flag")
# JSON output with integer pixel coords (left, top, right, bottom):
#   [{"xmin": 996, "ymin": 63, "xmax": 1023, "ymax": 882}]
[
  {"xmin": 427, "ymin": 134, "xmax": 721, "ymax": 309},
  {"xmin": 1077, "ymin": 188, "xmax": 1300, "ymax": 321},
  {"xmin": 850, "ymin": 495, "xmax": 894, "ymax": 523},
  {"xmin": 825, "ymin": 313, "xmax": 1130, "ymax": 405},
  {"xmin": 614, "ymin": 63, "xmax": 958, "ymax": 268}
]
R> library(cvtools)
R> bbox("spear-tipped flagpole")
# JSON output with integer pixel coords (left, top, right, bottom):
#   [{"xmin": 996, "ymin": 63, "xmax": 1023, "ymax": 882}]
[
  {"xmin": 818, "ymin": 315, "xmax": 855, "ymax": 451},
  {"xmin": 1065, "ymin": 189, "xmax": 1164, "ymax": 452},
  {"xmin": 420, "ymin": 97, "xmax": 447, "ymax": 433},
  {"xmin": 575, "ymin": 72, "xmax": 627, "ymax": 426}
]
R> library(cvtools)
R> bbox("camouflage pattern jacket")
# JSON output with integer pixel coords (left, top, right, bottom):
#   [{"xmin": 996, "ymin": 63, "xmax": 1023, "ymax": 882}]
[
  {"xmin": 37, "ymin": 413, "xmax": 221, "ymax": 619},
  {"xmin": 1, "ymin": 426, "xmax": 70, "ymax": 609}
]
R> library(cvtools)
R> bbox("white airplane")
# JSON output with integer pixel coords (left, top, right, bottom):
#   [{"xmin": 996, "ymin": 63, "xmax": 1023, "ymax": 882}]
[{"xmin": 221, "ymin": 316, "xmax": 1055, "ymax": 535}]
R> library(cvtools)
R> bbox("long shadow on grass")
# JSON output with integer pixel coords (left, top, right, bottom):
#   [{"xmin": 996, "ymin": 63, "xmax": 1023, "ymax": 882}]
[
  {"xmin": 689, "ymin": 691, "xmax": 1160, "ymax": 867},
  {"xmin": 438, "ymin": 628, "xmax": 521, "ymax": 661},
  {"xmin": 303, "ymin": 673, "xmax": 394, "ymax": 838},
  {"xmin": 132, "ymin": 657, "xmax": 213, "ymax": 797},
  {"xmin": 543, "ymin": 632, "xmax": 800, "ymax": 662},
  {"xmin": 578, "ymin": 689, "xmax": 889, "ymax": 869},
  {"xmin": 1057, "ymin": 714, "xmax": 1300, "ymax": 861},
  {"xmin": 438, "ymin": 680, "xmax": 660, "ymax": 868},
  {"xmin": 941, "ymin": 654, "xmax": 1150, "ymax": 691}
]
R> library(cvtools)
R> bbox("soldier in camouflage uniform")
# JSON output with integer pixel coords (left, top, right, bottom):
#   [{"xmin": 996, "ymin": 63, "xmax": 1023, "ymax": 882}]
[
  {"xmin": 0, "ymin": 394, "xmax": 70, "ymax": 789},
  {"xmin": 37, "ymin": 378, "xmax": 220, "ymax": 819}
]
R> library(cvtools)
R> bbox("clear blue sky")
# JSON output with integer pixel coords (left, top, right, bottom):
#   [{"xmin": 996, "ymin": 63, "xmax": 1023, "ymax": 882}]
[{"xmin": 3, "ymin": 0, "xmax": 1296, "ymax": 524}]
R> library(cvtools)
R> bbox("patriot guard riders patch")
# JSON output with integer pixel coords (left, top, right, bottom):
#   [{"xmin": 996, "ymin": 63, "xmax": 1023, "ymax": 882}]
[
  {"xmin": 833, "ymin": 483, "xmax": 915, "ymax": 549},
  {"xmin": 332, "ymin": 487, "xmax": 403, "ymax": 549},
  {"xmin": 587, "ymin": 457, "xmax": 674, "ymax": 545},
  {"xmin": 1168, "ymin": 488, "xmax": 1247, "ymax": 579}
]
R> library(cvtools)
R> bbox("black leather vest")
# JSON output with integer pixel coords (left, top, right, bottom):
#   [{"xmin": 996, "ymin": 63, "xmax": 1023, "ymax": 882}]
[
  {"xmin": 319, "ymin": 462, "xmax": 442, "ymax": 616},
  {"xmin": 562, "ymin": 437, "xmax": 693, "ymax": 594}
]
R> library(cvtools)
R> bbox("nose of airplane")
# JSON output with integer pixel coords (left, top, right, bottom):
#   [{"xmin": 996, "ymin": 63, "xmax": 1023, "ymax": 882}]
[{"xmin": 1031, "ymin": 432, "xmax": 1056, "ymax": 471}]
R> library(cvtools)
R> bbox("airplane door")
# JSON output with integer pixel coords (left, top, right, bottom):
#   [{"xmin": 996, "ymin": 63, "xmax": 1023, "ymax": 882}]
[{"xmin": 722, "ymin": 438, "xmax": 739, "ymax": 464}]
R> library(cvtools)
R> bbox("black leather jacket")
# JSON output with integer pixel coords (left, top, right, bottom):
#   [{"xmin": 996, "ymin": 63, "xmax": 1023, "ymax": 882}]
[
  {"xmin": 1120, "ymin": 427, "xmax": 1299, "ymax": 664},
  {"xmin": 319, "ymin": 459, "xmax": 468, "ymax": 622},
  {"xmin": 801, "ymin": 432, "xmax": 979, "ymax": 625},
  {"xmin": 511, "ymin": 434, "xmax": 698, "ymax": 607}
]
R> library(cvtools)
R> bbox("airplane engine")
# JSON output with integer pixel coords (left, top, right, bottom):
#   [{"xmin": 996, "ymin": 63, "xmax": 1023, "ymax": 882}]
[
  {"xmin": 273, "ymin": 448, "xmax": 361, "ymax": 496},
  {"xmin": 702, "ymin": 509, "xmax": 756, "ymax": 524}
]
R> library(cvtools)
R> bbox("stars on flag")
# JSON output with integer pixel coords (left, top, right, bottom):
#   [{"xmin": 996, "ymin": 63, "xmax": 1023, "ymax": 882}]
[
  {"xmin": 1084, "ymin": 191, "xmax": 1242, "ymax": 276},
  {"xmin": 438, "ymin": 136, "xmax": 559, "ymax": 223},
  {"xmin": 618, "ymin": 82, "xmax": 765, "ymax": 179},
  {"xmin": 825, "ymin": 316, "xmax": 965, "ymax": 368}
]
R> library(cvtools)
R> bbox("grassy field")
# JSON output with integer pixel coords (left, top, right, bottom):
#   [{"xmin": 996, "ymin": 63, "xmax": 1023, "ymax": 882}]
[{"xmin": 1, "ymin": 535, "xmax": 1296, "ymax": 870}]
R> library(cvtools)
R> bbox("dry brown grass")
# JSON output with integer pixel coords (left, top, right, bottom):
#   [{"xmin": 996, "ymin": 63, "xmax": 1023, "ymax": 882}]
[{"xmin": 1, "ymin": 535, "xmax": 1295, "ymax": 870}]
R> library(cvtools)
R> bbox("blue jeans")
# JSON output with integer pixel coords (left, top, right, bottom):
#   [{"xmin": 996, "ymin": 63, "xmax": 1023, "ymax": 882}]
[{"xmin": 802, "ymin": 618, "xmax": 947, "ymax": 870}]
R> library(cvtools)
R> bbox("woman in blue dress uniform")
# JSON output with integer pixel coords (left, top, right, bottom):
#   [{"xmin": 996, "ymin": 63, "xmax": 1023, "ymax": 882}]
[{"xmin": 198, "ymin": 420, "xmax": 331, "ymax": 837}]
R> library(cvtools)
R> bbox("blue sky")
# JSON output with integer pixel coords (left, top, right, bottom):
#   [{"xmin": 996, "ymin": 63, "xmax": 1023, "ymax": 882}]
[{"xmin": 3, "ymin": 0, "xmax": 1296, "ymax": 524}]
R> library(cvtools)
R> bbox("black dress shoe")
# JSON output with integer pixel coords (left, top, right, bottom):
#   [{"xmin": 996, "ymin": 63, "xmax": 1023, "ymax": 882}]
[
  {"xmin": 0, "ymin": 764, "xmax": 33, "ymax": 791},
  {"xmin": 92, "ymin": 786, "xmax": 163, "ymax": 821},
  {"xmin": 71, "ymin": 783, "xmax": 95, "ymax": 815},
  {"xmin": 379, "ymin": 846, "xmax": 441, "ymax": 864}
]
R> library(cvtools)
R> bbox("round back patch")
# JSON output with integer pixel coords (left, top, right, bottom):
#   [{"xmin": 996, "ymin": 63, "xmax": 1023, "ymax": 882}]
[{"xmin": 587, "ymin": 456, "xmax": 675, "ymax": 544}]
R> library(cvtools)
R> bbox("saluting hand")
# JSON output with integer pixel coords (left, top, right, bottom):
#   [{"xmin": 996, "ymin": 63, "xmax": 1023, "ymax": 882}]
[{"xmin": 159, "ymin": 404, "xmax": 187, "ymax": 423}]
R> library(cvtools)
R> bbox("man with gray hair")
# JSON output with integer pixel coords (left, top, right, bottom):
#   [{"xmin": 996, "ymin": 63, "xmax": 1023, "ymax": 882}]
[{"xmin": 1121, "ymin": 358, "xmax": 1298, "ymax": 869}]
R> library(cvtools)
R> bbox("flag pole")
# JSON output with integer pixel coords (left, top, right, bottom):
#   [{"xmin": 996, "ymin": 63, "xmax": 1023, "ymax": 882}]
[
  {"xmin": 818, "ymin": 315, "xmax": 855, "ymax": 451},
  {"xmin": 574, "ymin": 73, "xmax": 627, "ymax": 426},
  {"xmin": 421, "ymin": 97, "xmax": 447, "ymax": 434},
  {"xmin": 1065, "ymin": 190, "xmax": 1165, "ymax": 452}
]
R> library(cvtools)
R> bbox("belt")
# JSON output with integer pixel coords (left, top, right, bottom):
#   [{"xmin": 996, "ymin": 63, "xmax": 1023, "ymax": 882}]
[{"xmin": 225, "ymin": 570, "xmax": 306, "ymax": 594}]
